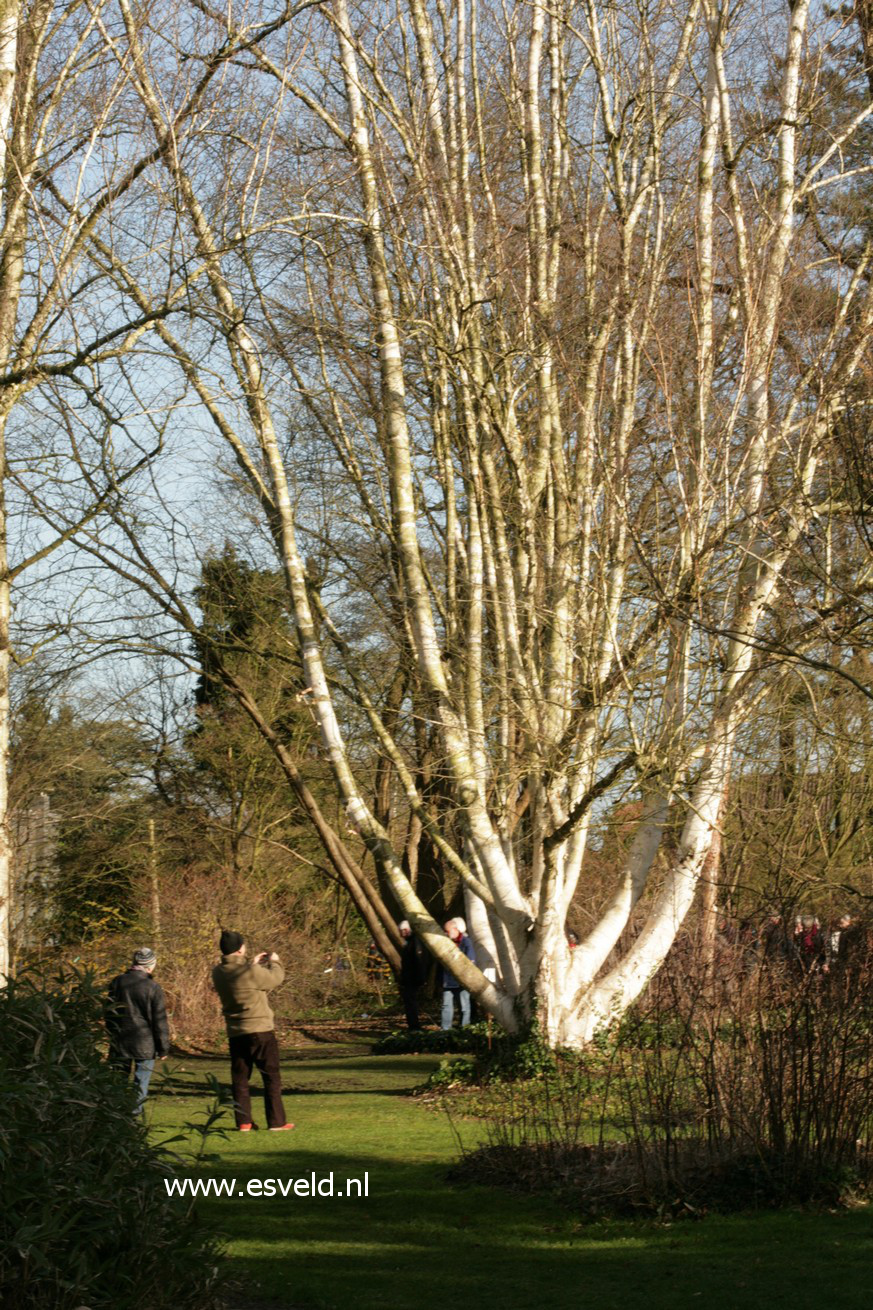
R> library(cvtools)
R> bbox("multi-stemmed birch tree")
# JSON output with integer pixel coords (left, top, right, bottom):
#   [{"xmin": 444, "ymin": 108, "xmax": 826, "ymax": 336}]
[{"xmin": 38, "ymin": 0, "xmax": 873, "ymax": 1042}]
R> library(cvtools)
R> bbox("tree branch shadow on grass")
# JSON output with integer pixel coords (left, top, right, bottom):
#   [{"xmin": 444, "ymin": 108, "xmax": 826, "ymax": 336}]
[
  {"xmin": 153, "ymin": 1055, "xmax": 440, "ymax": 1100},
  {"xmin": 184, "ymin": 1147, "xmax": 873, "ymax": 1310}
]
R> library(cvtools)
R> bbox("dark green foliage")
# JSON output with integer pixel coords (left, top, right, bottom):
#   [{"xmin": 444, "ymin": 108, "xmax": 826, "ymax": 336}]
[
  {"xmin": 454, "ymin": 1136, "xmax": 872, "ymax": 1217},
  {"xmin": 10, "ymin": 553, "xmax": 336, "ymax": 964},
  {"xmin": 375, "ymin": 1019, "xmax": 558, "ymax": 1082},
  {"xmin": 425, "ymin": 1055, "xmax": 479, "ymax": 1088},
  {"xmin": 193, "ymin": 544, "xmax": 303, "ymax": 724},
  {"xmin": 0, "ymin": 971, "xmax": 222, "ymax": 1310},
  {"xmin": 10, "ymin": 696, "xmax": 157, "ymax": 940},
  {"xmin": 181, "ymin": 544, "xmax": 328, "ymax": 880},
  {"xmin": 373, "ymin": 1021, "xmax": 494, "ymax": 1056},
  {"xmin": 482, "ymin": 1022, "xmax": 558, "ymax": 1081}
]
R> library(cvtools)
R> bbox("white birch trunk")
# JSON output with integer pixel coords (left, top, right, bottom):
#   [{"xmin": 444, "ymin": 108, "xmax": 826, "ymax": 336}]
[{"xmin": 0, "ymin": 0, "xmax": 20, "ymax": 984}]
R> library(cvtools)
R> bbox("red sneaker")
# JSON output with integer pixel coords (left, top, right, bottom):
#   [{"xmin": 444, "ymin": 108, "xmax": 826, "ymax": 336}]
[
  {"xmin": 238, "ymin": 1123, "xmax": 255, "ymax": 1132},
  {"xmin": 268, "ymin": 1123, "xmax": 296, "ymax": 1132}
]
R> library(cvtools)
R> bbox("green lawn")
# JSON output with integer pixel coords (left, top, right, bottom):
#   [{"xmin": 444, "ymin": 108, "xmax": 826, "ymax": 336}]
[{"xmin": 148, "ymin": 1051, "xmax": 873, "ymax": 1310}]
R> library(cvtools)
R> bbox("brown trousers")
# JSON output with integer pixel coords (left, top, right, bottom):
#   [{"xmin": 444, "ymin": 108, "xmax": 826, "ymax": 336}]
[{"xmin": 228, "ymin": 1030, "xmax": 287, "ymax": 1128}]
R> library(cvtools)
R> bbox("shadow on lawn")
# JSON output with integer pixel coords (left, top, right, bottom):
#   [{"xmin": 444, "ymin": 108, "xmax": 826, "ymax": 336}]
[
  {"xmin": 193, "ymin": 1147, "xmax": 873, "ymax": 1310},
  {"xmin": 176, "ymin": 1046, "xmax": 378, "ymax": 1063},
  {"xmin": 156, "ymin": 1077, "xmax": 417, "ymax": 1099},
  {"xmin": 156, "ymin": 1056, "xmax": 438, "ymax": 1100}
]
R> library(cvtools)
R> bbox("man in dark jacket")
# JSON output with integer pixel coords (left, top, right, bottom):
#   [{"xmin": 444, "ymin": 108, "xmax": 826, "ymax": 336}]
[
  {"xmin": 105, "ymin": 947, "xmax": 170, "ymax": 1114},
  {"xmin": 398, "ymin": 920, "xmax": 428, "ymax": 1030}
]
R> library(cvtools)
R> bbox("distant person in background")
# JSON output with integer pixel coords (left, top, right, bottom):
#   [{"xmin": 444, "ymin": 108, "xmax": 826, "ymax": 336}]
[
  {"xmin": 440, "ymin": 917, "xmax": 476, "ymax": 1029},
  {"xmin": 398, "ymin": 919, "xmax": 429, "ymax": 1030},
  {"xmin": 761, "ymin": 912, "xmax": 788, "ymax": 963},
  {"xmin": 366, "ymin": 938, "xmax": 391, "ymax": 984},
  {"xmin": 105, "ymin": 947, "xmax": 170, "ymax": 1115},
  {"xmin": 829, "ymin": 912, "xmax": 861, "ymax": 964},
  {"xmin": 828, "ymin": 912, "xmax": 865, "ymax": 994},
  {"xmin": 212, "ymin": 929, "xmax": 294, "ymax": 1133},
  {"xmin": 793, "ymin": 915, "xmax": 826, "ymax": 974}
]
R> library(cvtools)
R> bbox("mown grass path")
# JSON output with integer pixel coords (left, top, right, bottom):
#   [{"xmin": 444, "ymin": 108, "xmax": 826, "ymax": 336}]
[{"xmin": 149, "ymin": 1050, "xmax": 873, "ymax": 1310}]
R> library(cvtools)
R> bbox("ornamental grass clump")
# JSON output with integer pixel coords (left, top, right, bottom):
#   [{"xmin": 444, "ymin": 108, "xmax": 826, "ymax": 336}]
[{"xmin": 0, "ymin": 970, "xmax": 222, "ymax": 1310}]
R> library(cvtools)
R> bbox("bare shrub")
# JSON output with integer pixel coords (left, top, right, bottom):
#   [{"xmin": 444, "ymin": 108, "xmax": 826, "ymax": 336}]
[
  {"xmin": 29, "ymin": 867, "xmax": 364, "ymax": 1048},
  {"xmin": 455, "ymin": 946, "xmax": 873, "ymax": 1213}
]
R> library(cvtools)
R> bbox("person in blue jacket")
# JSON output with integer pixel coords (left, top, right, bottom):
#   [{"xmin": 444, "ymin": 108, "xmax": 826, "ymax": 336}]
[{"xmin": 441, "ymin": 917, "xmax": 476, "ymax": 1029}]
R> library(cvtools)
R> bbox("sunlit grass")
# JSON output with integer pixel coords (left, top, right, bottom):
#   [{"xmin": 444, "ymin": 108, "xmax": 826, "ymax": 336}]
[{"xmin": 149, "ymin": 1053, "xmax": 873, "ymax": 1310}]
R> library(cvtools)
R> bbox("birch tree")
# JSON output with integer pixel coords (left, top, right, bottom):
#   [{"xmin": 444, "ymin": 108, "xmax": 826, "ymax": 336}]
[{"xmin": 57, "ymin": 0, "xmax": 873, "ymax": 1042}]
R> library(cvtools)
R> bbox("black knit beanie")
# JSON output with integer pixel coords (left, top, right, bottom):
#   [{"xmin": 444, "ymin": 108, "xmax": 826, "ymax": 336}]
[{"xmin": 220, "ymin": 929, "xmax": 245, "ymax": 955}]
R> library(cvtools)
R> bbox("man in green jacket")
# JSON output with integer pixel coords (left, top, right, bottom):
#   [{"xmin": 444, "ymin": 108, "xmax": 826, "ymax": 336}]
[{"xmin": 212, "ymin": 929, "xmax": 294, "ymax": 1132}]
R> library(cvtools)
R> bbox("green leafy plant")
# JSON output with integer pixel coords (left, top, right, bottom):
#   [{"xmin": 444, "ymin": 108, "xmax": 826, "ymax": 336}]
[
  {"xmin": 424, "ymin": 1056, "xmax": 478, "ymax": 1089},
  {"xmin": 374, "ymin": 1022, "xmax": 495, "ymax": 1056},
  {"xmin": 0, "ymin": 969, "xmax": 223, "ymax": 1309},
  {"xmin": 384, "ymin": 1019, "xmax": 563, "ymax": 1089}
]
